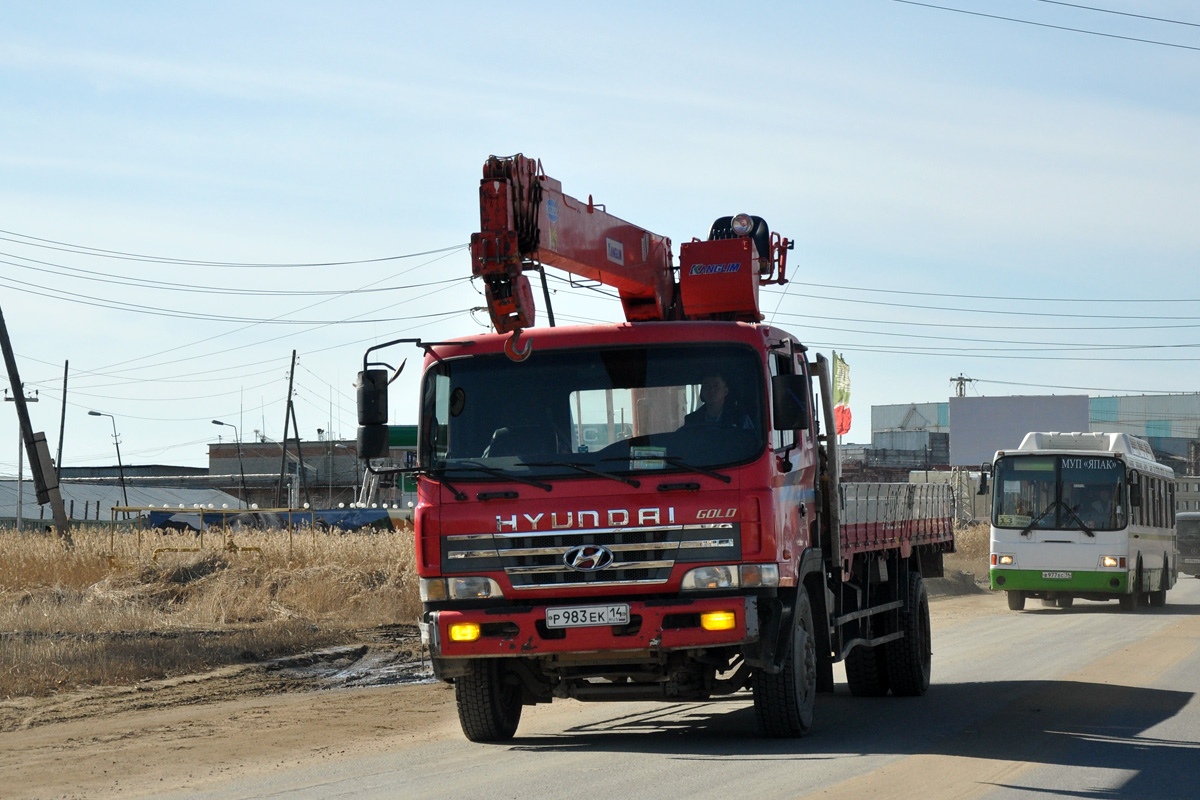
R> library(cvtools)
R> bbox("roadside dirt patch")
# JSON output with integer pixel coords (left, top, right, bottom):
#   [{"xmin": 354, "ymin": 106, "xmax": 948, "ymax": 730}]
[{"xmin": 0, "ymin": 624, "xmax": 428, "ymax": 735}]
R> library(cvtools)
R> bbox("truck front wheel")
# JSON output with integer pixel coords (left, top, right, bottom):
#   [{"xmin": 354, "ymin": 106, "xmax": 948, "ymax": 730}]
[
  {"xmin": 455, "ymin": 659, "xmax": 522, "ymax": 742},
  {"xmin": 885, "ymin": 572, "xmax": 931, "ymax": 697},
  {"xmin": 752, "ymin": 588, "xmax": 817, "ymax": 737}
]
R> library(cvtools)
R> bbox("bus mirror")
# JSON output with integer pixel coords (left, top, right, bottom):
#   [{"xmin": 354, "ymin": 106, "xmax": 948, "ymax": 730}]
[
  {"xmin": 1128, "ymin": 470, "xmax": 1141, "ymax": 507},
  {"xmin": 771, "ymin": 374, "xmax": 810, "ymax": 431},
  {"xmin": 976, "ymin": 461, "xmax": 990, "ymax": 495}
]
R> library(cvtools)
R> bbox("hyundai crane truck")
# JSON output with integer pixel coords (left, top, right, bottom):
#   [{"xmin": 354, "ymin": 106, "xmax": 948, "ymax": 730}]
[{"xmin": 357, "ymin": 154, "xmax": 954, "ymax": 741}]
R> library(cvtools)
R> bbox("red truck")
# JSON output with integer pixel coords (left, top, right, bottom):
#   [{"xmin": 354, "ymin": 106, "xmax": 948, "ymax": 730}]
[{"xmin": 357, "ymin": 155, "xmax": 954, "ymax": 741}]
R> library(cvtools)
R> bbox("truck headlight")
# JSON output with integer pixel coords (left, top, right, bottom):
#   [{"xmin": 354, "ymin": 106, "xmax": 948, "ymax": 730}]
[
  {"xmin": 681, "ymin": 564, "xmax": 780, "ymax": 590},
  {"xmin": 740, "ymin": 564, "xmax": 779, "ymax": 588},
  {"xmin": 421, "ymin": 576, "xmax": 503, "ymax": 602},
  {"xmin": 682, "ymin": 565, "xmax": 738, "ymax": 590}
]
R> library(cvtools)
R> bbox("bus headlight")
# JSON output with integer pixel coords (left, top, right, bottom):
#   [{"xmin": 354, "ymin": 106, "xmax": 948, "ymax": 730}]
[
  {"xmin": 1099, "ymin": 555, "xmax": 1125, "ymax": 569},
  {"xmin": 420, "ymin": 576, "xmax": 503, "ymax": 602},
  {"xmin": 992, "ymin": 553, "xmax": 1016, "ymax": 567}
]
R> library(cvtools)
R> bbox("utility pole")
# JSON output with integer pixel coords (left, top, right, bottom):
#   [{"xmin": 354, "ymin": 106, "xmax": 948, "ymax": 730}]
[
  {"xmin": 57, "ymin": 360, "xmax": 68, "ymax": 482},
  {"xmin": 0, "ymin": 304, "xmax": 72, "ymax": 544},
  {"xmin": 277, "ymin": 351, "xmax": 297, "ymax": 508},
  {"xmin": 5, "ymin": 386, "xmax": 37, "ymax": 531},
  {"xmin": 950, "ymin": 373, "xmax": 976, "ymax": 398}
]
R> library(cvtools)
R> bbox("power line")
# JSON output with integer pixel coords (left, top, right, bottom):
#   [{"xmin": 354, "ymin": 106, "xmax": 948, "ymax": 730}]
[
  {"xmin": 784, "ymin": 290, "xmax": 1200, "ymax": 321},
  {"xmin": 893, "ymin": 0, "xmax": 1200, "ymax": 52},
  {"xmin": 0, "ymin": 250, "xmax": 466, "ymax": 296},
  {"xmin": 781, "ymin": 281, "xmax": 1200, "ymax": 305},
  {"xmin": 1033, "ymin": 1, "xmax": 1200, "ymax": 29},
  {"xmin": 0, "ymin": 228, "xmax": 469, "ymax": 268},
  {"xmin": 769, "ymin": 307, "xmax": 1200, "ymax": 333}
]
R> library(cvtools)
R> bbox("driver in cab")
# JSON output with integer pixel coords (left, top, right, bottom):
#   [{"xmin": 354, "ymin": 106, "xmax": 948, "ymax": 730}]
[{"xmin": 684, "ymin": 373, "xmax": 753, "ymax": 430}]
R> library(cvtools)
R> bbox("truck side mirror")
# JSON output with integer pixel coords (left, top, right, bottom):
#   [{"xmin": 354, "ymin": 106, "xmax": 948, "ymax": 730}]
[
  {"xmin": 357, "ymin": 369, "xmax": 390, "ymax": 460},
  {"xmin": 771, "ymin": 374, "xmax": 810, "ymax": 431}
]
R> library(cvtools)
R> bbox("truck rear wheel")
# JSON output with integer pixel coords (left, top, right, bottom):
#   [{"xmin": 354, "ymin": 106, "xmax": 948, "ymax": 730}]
[
  {"xmin": 845, "ymin": 644, "xmax": 889, "ymax": 697},
  {"xmin": 455, "ymin": 659, "xmax": 522, "ymax": 742},
  {"xmin": 752, "ymin": 588, "xmax": 816, "ymax": 737},
  {"xmin": 885, "ymin": 572, "xmax": 931, "ymax": 697}
]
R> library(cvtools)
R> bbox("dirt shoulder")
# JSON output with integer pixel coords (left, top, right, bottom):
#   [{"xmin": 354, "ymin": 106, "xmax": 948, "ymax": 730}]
[
  {"xmin": 0, "ymin": 581, "xmax": 996, "ymax": 800},
  {"xmin": 0, "ymin": 624, "xmax": 456, "ymax": 800}
]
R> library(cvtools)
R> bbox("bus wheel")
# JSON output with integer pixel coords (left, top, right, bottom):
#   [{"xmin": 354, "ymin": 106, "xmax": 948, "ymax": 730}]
[
  {"xmin": 885, "ymin": 572, "xmax": 931, "ymax": 697},
  {"xmin": 1149, "ymin": 556, "xmax": 1169, "ymax": 607},
  {"xmin": 1056, "ymin": 595, "xmax": 1074, "ymax": 609},
  {"xmin": 753, "ymin": 588, "xmax": 817, "ymax": 737},
  {"xmin": 845, "ymin": 644, "xmax": 889, "ymax": 697},
  {"xmin": 1119, "ymin": 562, "xmax": 1143, "ymax": 612},
  {"xmin": 1006, "ymin": 591, "xmax": 1026, "ymax": 611},
  {"xmin": 455, "ymin": 659, "xmax": 523, "ymax": 742}
]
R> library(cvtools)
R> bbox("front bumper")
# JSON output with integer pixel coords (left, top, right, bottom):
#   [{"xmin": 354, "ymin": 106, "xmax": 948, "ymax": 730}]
[
  {"xmin": 990, "ymin": 567, "xmax": 1128, "ymax": 593},
  {"xmin": 423, "ymin": 595, "xmax": 758, "ymax": 659}
]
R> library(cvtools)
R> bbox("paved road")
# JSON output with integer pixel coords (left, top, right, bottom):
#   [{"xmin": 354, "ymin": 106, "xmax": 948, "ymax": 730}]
[{"xmin": 166, "ymin": 579, "xmax": 1200, "ymax": 800}]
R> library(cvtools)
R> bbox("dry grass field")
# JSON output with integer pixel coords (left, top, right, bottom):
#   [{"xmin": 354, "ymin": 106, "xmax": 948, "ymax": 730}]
[
  {"xmin": 0, "ymin": 524, "xmax": 421, "ymax": 699},
  {"xmin": 0, "ymin": 520, "xmax": 992, "ymax": 702}
]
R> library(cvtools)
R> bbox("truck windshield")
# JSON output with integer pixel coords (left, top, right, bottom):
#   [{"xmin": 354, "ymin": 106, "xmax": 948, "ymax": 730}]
[
  {"xmin": 992, "ymin": 455, "xmax": 1126, "ymax": 532},
  {"xmin": 420, "ymin": 343, "xmax": 765, "ymax": 480}
]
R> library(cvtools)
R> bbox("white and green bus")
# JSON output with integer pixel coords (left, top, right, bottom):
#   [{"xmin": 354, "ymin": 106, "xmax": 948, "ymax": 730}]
[{"xmin": 988, "ymin": 432, "xmax": 1178, "ymax": 611}]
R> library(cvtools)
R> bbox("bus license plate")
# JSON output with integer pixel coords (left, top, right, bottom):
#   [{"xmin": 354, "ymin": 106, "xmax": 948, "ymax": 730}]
[
  {"xmin": 1042, "ymin": 571, "xmax": 1072, "ymax": 579},
  {"xmin": 545, "ymin": 604, "xmax": 630, "ymax": 629},
  {"xmin": 1183, "ymin": 557, "xmax": 1200, "ymax": 564}
]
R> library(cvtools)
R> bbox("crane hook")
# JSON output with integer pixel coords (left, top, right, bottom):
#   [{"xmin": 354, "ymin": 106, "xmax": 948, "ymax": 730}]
[{"xmin": 504, "ymin": 329, "xmax": 533, "ymax": 362}]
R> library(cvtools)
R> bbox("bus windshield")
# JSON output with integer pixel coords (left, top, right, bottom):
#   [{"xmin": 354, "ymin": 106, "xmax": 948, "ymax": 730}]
[
  {"xmin": 993, "ymin": 455, "xmax": 1126, "ymax": 531},
  {"xmin": 1178, "ymin": 515, "xmax": 1200, "ymax": 541},
  {"xmin": 420, "ymin": 343, "xmax": 766, "ymax": 481}
]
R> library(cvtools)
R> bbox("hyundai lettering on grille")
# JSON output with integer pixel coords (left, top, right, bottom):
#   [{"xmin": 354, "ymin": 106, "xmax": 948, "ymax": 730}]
[{"xmin": 563, "ymin": 544, "xmax": 614, "ymax": 572}]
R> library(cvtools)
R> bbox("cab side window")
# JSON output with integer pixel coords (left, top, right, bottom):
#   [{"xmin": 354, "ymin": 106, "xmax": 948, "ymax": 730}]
[{"xmin": 769, "ymin": 351, "xmax": 795, "ymax": 452}]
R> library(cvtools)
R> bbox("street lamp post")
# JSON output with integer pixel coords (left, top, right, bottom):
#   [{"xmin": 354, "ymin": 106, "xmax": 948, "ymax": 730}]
[
  {"xmin": 88, "ymin": 411, "xmax": 128, "ymax": 517},
  {"xmin": 212, "ymin": 420, "xmax": 247, "ymax": 509},
  {"xmin": 335, "ymin": 443, "xmax": 359, "ymax": 505}
]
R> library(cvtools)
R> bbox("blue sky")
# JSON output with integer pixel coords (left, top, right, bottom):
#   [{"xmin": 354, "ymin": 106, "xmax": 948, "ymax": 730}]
[{"xmin": 2, "ymin": 0, "xmax": 1198, "ymax": 472}]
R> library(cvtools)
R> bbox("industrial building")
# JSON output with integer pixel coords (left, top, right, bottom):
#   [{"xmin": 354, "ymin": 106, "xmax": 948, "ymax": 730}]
[{"xmin": 855, "ymin": 393, "xmax": 1200, "ymax": 512}]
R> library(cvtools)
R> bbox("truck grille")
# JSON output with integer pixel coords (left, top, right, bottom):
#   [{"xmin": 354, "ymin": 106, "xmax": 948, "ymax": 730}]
[{"xmin": 442, "ymin": 524, "xmax": 739, "ymax": 589}]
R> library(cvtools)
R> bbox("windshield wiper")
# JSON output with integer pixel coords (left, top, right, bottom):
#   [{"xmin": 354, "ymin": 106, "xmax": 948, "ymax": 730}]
[
  {"xmin": 426, "ymin": 468, "xmax": 468, "ymax": 501},
  {"xmin": 1019, "ymin": 500, "xmax": 1059, "ymax": 538},
  {"xmin": 601, "ymin": 455, "xmax": 732, "ymax": 484},
  {"xmin": 1063, "ymin": 505, "xmax": 1096, "ymax": 538},
  {"xmin": 521, "ymin": 461, "xmax": 641, "ymax": 488},
  {"xmin": 661, "ymin": 457, "xmax": 732, "ymax": 483},
  {"xmin": 446, "ymin": 461, "xmax": 553, "ymax": 492}
]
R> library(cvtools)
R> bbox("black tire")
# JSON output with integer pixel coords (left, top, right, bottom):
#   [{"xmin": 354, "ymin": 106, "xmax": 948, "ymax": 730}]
[
  {"xmin": 455, "ymin": 659, "xmax": 522, "ymax": 742},
  {"xmin": 1006, "ymin": 590, "xmax": 1026, "ymax": 611},
  {"xmin": 885, "ymin": 572, "xmax": 931, "ymax": 697},
  {"xmin": 1120, "ymin": 562, "xmax": 1143, "ymax": 612},
  {"xmin": 752, "ymin": 588, "xmax": 817, "ymax": 737},
  {"xmin": 845, "ymin": 644, "xmax": 889, "ymax": 697},
  {"xmin": 1056, "ymin": 595, "xmax": 1074, "ymax": 609},
  {"xmin": 1149, "ymin": 556, "xmax": 1168, "ymax": 607}
]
